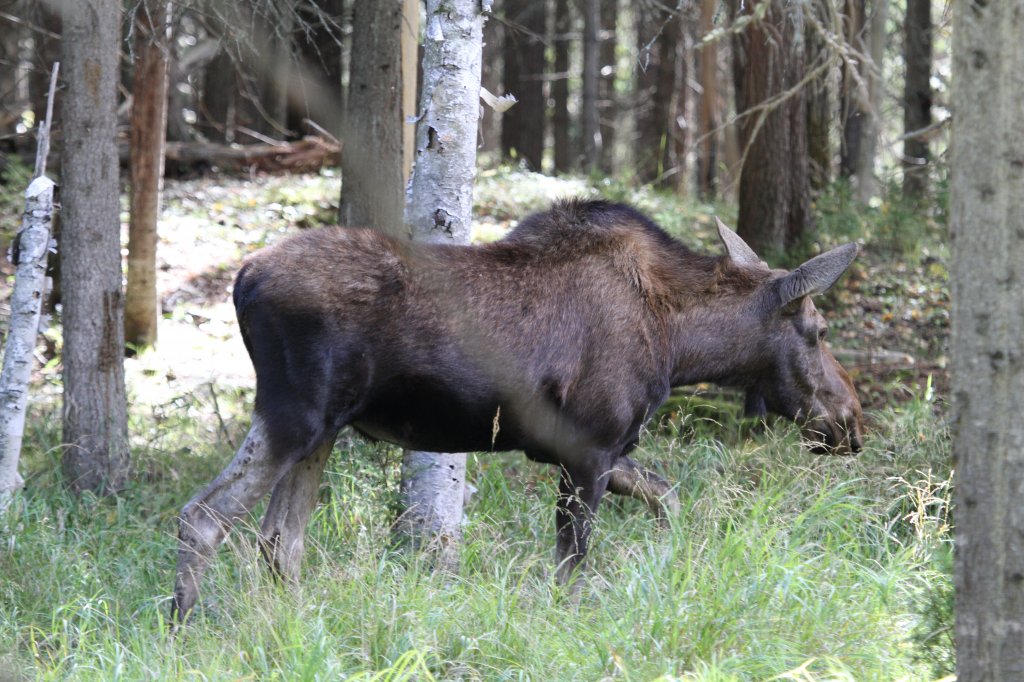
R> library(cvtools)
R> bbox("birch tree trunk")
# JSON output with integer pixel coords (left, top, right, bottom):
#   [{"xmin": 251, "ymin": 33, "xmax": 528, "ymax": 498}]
[
  {"xmin": 951, "ymin": 1, "xmax": 1024, "ymax": 678},
  {"xmin": 60, "ymin": 0, "xmax": 130, "ymax": 494},
  {"xmin": 0, "ymin": 177, "xmax": 55, "ymax": 508},
  {"xmin": 0, "ymin": 61, "xmax": 57, "ymax": 510},
  {"xmin": 125, "ymin": 0, "xmax": 172, "ymax": 349},
  {"xmin": 398, "ymin": 0, "xmax": 484, "ymax": 567}
]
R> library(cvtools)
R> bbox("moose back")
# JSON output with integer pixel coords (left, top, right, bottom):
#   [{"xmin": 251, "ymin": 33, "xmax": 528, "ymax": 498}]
[{"xmin": 172, "ymin": 200, "xmax": 862, "ymax": 622}]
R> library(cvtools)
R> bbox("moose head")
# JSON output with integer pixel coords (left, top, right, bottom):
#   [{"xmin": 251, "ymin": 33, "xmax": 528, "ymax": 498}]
[{"xmin": 714, "ymin": 218, "xmax": 863, "ymax": 454}]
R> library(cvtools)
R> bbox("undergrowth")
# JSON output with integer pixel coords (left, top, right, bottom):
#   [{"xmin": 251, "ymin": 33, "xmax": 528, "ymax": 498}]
[
  {"xmin": 0, "ymin": 168, "xmax": 953, "ymax": 680},
  {"xmin": 1, "ymin": 389, "xmax": 952, "ymax": 681}
]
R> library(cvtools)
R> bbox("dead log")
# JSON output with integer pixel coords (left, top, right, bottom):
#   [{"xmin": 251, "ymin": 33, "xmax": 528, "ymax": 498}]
[
  {"xmin": 832, "ymin": 347, "xmax": 917, "ymax": 369},
  {"xmin": 117, "ymin": 135, "xmax": 342, "ymax": 175}
]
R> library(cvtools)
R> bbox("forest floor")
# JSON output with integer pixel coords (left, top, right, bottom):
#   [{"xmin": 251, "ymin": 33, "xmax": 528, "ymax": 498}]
[
  {"xmin": 0, "ymin": 167, "xmax": 954, "ymax": 681},
  {"xmin": 2, "ymin": 165, "xmax": 951, "ymax": 416}
]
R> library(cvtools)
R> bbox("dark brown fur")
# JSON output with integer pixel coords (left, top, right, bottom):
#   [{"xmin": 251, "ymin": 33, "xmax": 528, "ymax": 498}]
[{"xmin": 172, "ymin": 200, "xmax": 862, "ymax": 622}]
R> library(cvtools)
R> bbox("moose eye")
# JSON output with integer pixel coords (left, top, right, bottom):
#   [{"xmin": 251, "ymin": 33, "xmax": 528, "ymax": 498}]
[{"xmin": 817, "ymin": 327, "xmax": 828, "ymax": 343}]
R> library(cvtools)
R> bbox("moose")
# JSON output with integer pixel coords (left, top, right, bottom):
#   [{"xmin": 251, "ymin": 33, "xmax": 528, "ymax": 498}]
[{"xmin": 172, "ymin": 200, "xmax": 862, "ymax": 622}]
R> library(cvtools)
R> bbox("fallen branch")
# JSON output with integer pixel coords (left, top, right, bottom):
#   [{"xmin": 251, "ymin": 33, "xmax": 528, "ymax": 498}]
[
  {"xmin": 119, "ymin": 135, "xmax": 342, "ymax": 174},
  {"xmin": 832, "ymin": 347, "xmax": 917, "ymax": 370}
]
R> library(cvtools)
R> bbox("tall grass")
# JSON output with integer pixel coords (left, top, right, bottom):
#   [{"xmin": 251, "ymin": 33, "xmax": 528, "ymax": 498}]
[
  {"xmin": 3, "ymin": 167, "xmax": 951, "ymax": 679},
  {"xmin": 0, "ymin": 388, "xmax": 951, "ymax": 681}
]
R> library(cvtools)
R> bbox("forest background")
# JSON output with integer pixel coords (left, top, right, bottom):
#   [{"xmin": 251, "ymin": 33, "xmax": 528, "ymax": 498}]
[{"xmin": 0, "ymin": 0, "xmax": 966, "ymax": 679}]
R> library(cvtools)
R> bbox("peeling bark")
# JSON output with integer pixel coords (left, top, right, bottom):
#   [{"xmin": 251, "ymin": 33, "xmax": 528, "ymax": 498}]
[
  {"xmin": 398, "ymin": 0, "xmax": 484, "ymax": 566},
  {"xmin": 0, "ymin": 177, "xmax": 55, "ymax": 507}
]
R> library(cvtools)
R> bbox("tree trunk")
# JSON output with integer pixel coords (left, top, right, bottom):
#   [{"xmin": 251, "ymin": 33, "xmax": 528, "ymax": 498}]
[
  {"xmin": 500, "ymin": 0, "xmax": 545, "ymax": 170},
  {"xmin": 0, "ymin": 62, "xmax": 57, "ymax": 509},
  {"xmin": 731, "ymin": 0, "xmax": 815, "ymax": 256},
  {"xmin": 805, "ymin": 0, "xmax": 833, "ymax": 191},
  {"xmin": 951, "ymin": 2, "xmax": 1024, "ymax": 678},
  {"xmin": 582, "ymin": 0, "xmax": 600, "ymax": 171},
  {"xmin": 401, "ymin": 0, "xmax": 419, "ymax": 184},
  {"xmin": 480, "ymin": 0, "xmax": 502, "ymax": 155},
  {"xmin": 696, "ymin": 0, "xmax": 718, "ymax": 198},
  {"xmin": 855, "ymin": 0, "xmax": 886, "ymax": 204},
  {"xmin": 125, "ymin": 0, "xmax": 172, "ymax": 350},
  {"xmin": 236, "ymin": 7, "xmax": 292, "ymax": 139},
  {"xmin": 0, "ymin": 7, "xmax": 20, "ymax": 140},
  {"xmin": 289, "ymin": 0, "xmax": 345, "ymax": 135},
  {"xmin": 499, "ymin": 0, "xmax": 520, "ymax": 163},
  {"xmin": 28, "ymin": 3, "xmax": 61, "ymax": 134},
  {"xmin": 634, "ymin": 1, "xmax": 659, "ymax": 183},
  {"xmin": 59, "ymin": 0, "xmax": 130, "ymax": 494},
  {"xmin": 339, "ymin": 0, "xmax": 405, "ymax": 233},
  {"xmin": 598, "ymin": 0, "xmax": 617, "ymax": 174},
  {"xmin": 902, "ymin": 0, "xmax": 931, "ymax": 200},
  {"xmin": 398, "ymin": 0, "xmax": 483, "ymax": 568},
  {"xmin": 668, "ymin": 12, "xmax": 691, "ymax": 192},
  {"xmin": 635, "ymin": 3, "xmax": 682, "ymax": 186},
  {"xmin": 839, "ymin": 0, "xmax": 865, "ymax": 179},
  {"xmin": 552, "ymin": 0, "xmax": 572, "ymax": 173},
  {"xmin": 0, "ymin": 178, "xmax": 54, "ymax": 508}
]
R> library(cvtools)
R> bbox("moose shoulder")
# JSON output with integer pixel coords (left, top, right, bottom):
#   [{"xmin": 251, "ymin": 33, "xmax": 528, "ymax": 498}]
[{"xmin": 172, "ymin": 200, "xmax": 862, "ymax": 622}]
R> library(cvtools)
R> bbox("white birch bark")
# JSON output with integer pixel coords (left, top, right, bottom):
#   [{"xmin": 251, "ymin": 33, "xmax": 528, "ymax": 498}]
[
  {"xmin": 952, "ymin": 1, "xmax": 1024, "ymax": 677},
  {"xmin": 0, "ymin": 177, "xmax": 55, "ymax": 507},
  {"xmin": 0, "ymin": 62, "xmax": 58, "ymax": 511},
  {"xmin": 398, "ymin": 0, "xmax": 484, "ymax": 567}
]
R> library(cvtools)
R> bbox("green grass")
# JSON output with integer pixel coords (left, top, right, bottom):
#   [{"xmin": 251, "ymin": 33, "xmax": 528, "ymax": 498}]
[
  {"xmin": 1, "ymin": 168, "xmax": 952, "ymax": 680},
  {"xmin": 1, "ymin": 390, "xmax": 952, "ymax": 681}
]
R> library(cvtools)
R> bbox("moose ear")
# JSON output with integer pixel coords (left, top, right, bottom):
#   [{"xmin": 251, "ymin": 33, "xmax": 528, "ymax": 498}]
[
  {"xmin": 777, "ymin": 243, "xmax": 859, "ymax": 307},
  {"xmin": 715, "ymin": 217, "xmax": 761, "ymax": 267}
]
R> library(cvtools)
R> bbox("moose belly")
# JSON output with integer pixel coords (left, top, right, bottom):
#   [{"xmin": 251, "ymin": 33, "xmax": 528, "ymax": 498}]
[{"xmin": 351, "ymin": 377, "xmax": 524, "ymax": 453}]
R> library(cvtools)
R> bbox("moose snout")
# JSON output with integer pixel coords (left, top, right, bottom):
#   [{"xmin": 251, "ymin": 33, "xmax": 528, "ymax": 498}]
[{"xmin": 805, "ymin": 412, "xmax": 863, "ymax": 455}]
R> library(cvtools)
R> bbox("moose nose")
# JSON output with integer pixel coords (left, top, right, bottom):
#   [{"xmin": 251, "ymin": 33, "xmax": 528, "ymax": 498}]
[
  {"xmin": 805, "ymin": 413, "xmax": 862, "ymax": 455},
  {"xmin": 844, "ymin": 416, "xmax": 863, "ymax": 453},
  {"xmin": 830, "ymin": 414, "xmax": 863, "ymax": 455}
]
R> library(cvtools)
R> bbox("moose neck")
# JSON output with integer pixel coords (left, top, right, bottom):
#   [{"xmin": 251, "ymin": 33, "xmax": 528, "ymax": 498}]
[{"xmin": 667, "ymin": 302, "xmax": 769, "ymax": 388}]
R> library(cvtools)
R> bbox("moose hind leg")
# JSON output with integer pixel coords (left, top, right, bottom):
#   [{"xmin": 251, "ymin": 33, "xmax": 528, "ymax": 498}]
[
  {"xmin": 554, "ymin": 465, "xmax": 608, "ymax": 585},
  {"xmin": 172, "ymin": 415, "xmax": 293, "ymax": 624},
  {"xmin": 259, "ymin": 437, "xmax": 335, "ymax": 582},
  {"xmin": 606, "ymin": 456, "xmax": 680, "ymax": 526}
]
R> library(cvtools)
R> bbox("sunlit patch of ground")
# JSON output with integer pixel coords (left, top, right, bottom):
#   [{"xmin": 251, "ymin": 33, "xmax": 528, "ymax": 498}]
[
  {"xmin": 125, "ymin": 169, "xmax": 600, "ymax": 406},
  {"xmin": 6, "ymin": 167, "xmax": 950, "ymax": 419}
]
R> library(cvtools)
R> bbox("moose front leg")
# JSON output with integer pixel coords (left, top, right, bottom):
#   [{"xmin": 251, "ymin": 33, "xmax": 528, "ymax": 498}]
[
  {"xmin": 606, "ymin": 456, "xmax": 680, "ymax": 526},
  {"xmin": 172, "ymin": 416, "xmax": 292, "ymax": 625},
  {"xmin": 554, "ymin": 464, "xmax": 608, "ymax": 585},
  {"xmin": 259, "ymin": 438, "xmax": 334, "ymax": 582}
]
